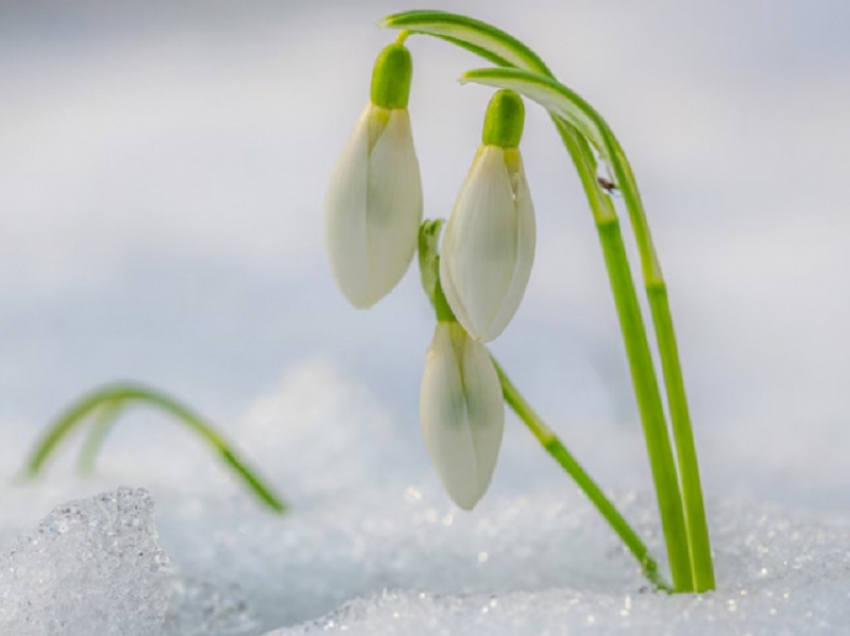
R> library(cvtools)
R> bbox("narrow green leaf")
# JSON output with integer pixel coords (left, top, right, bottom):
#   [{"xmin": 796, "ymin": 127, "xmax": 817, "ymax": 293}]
[
  {"xmin": 432, "ymin": 34, "xmax": 514, "ymax": 69},
  {"xmin": 24, "ymin": 383, "xmax": 288, "ymax": 514},
  {"xmin": 461, "ymin": 67, "xmax": 611, "ymax": 160},
  {"xmin": 380, "ymin": 10, "xmax": 550, "ymax": 74}
]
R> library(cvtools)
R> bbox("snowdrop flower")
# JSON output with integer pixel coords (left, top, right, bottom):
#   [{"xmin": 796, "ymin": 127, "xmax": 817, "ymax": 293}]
[
  {"xmin": 324, "ymin": 42, "xmax": 423, "ymax": 309},
  {"xmin": 440, "ymin": 89, "xmax": 536, "ymax": 342},
  {"xmin": 420, "ymin": 321, "xmax": 504, "ymax": 510}
]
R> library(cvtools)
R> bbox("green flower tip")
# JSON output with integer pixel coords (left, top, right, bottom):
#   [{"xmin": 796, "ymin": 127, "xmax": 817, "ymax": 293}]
[
  {"xmin": 482, "ymin": 89, "xmax": 525, "ymax": 148},
  {"xmin": 371, "ymin": 43, "xmax": 413, "ymax": 109}
]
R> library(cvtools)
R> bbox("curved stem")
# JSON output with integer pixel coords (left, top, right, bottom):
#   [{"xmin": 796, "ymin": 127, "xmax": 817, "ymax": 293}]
[
  {"xmin": 594, "ymin": 216, "xmax": 692, "ymax": 590},
  {"xmin": 492, "ymin": 357, "xmax": 671, "ymax": 593},
  {"xmin": 24, "ymin": 383, "xmax": 287, "ymax": 513},
  {"xmin": 568, "ymin": 113, "xmax": 713, "ymax": 591},
  {"xmin": 553, "ymin": 120, "xmax": 693, "ymax": 591},
  {"xmin": 648, "ymin": 286, "xmax": 714, "ymax": 591},
  {"xmin": 420, "ymin": 216, "xmax": 670, "ymax": 591},
  {"xmin": 604, "ymin": 134, "xmax": 714, "ymax": 591}
]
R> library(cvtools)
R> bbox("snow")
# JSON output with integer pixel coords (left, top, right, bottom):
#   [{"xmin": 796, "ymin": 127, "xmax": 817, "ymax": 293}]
[
  {"xmin": 0, "ymin": 487, "xmax": 170, "ymax": 635},
  {"xmin": 0, "ymin": 487, "xmax": 261, "ymax": 635},
  {"xmin": 3, "ymin": 479, "xmax": 850, "ymax": 635},
  {"xmin": 1, "ymin": 364, "xmax": 848, "ymax": 635},
  {"xmin": 267, "ymin": 501, "xmax": 850, "ymax": 635}
]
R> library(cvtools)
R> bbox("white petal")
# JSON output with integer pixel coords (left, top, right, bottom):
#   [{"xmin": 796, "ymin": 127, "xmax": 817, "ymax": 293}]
[
  {"xmin": 420, "ymin": 322, "xmax": 504, "ymax": 510},
  {"xmin": 441, "ymin": 146, "xmax": 536, "ymax": 341},
  {"xmin": 458, "ymin": 327, "xmax": 506, "ymax": 495},
  {"xmin": 364, "ymin": 108, "xmax": 423, "ymax": 304},
  {"xmin": 484, "ymin": 152, "xmax": 536, "ymax": 338},
  {"xmin": 420, "ymin": 324, "xmax": 478, "ymax": 508},
  {"xmin": 324, "ymin": 104, "xmax": 373, "ymax": 308},
  {"xmin": 324, "ymin": 105, "xmax": 422, "ymax": 309}
]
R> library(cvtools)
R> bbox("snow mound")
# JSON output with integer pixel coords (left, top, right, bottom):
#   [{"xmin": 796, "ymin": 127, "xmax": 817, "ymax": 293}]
[
  {"xmin": 0, "ymin": 487, "xmax": 260, "ymax": 636},
  {"xmin": 266, "ymin": 499, "xmax": 850, "ymax": 636},
  {"xmin": 4, "ymin": 483, "xmax": 850, "ymax": 635},
  {"xmin": 165, "ymin": 577, "xmax": 259, "ymax": 636},
  {"xmin": 0, "ymin": 487, "xmax": 171, "ymax": 636},
  {"xmin": 2, "ymin": 368, "xmax": 849, "ymax": 635}
]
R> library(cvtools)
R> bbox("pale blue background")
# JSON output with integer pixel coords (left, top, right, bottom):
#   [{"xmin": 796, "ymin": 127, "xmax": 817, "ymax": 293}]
[{"xmin": 1, "ymin": 1, "xmax": 848, "ymax": 510}]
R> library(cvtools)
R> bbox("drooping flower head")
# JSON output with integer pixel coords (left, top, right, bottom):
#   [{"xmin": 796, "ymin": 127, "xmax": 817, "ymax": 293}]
[
  {"xmin": 420, "ymin": 320, "xmax": 505, "ymax": 510},
  {"xmin": 324, "ymin": 42, "xmax": 423, "ymax": 309},
  {"xmin": 417, "ymin": 221, "xmax": 505, "ymax": 511},
  {"xmin": 440, "ymin": 89, "xmax": 536, "ymax": 342}
]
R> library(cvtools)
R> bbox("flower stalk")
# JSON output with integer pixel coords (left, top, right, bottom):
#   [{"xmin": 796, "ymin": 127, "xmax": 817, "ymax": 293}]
[{"xmin": 492, "ymin": 357, "xmax": 671, "ymax": 592}]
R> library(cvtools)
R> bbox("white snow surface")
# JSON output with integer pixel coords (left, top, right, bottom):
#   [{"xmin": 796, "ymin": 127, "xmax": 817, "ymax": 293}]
[
  {"xmin": 0, "ymin": 487, "xmax": 258, "ymax": 635},
  {"xmin": 1, "ymin": 364, "xmax": 848, "ymax": 635}
]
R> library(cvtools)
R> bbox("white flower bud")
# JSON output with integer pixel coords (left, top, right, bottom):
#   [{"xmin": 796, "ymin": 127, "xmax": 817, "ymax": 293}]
[
  {"xmin": 440, "ymin": 145, "xmax": 536, "ymax": 341},
  {"xmin": 420, "ymin": 321, "xmax": 505, "ymax": 510},
  {"xmin": 324, "ymin": 103, "xmax": 423, "ymax": 308}
]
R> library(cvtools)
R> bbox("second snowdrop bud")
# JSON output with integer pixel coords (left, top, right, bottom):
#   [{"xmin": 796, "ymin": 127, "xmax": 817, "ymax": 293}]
[{"xmin": 440, "ymin": 89, "xmax": 536, "ymax": 342}]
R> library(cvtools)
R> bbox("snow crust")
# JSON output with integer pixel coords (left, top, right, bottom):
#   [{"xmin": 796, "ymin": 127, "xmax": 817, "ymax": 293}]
[
  {"xmin": 0, "ymin": 487, "xmax": 259, "ymax": 636},
  {"xmin": 0, "ymin": 487, "xmax": 170, "ymax": 635}
]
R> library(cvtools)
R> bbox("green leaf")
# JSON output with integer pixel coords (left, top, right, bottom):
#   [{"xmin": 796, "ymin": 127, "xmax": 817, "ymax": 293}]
[
  {"xmin": 380, "ymin": 10, "xmax": 550, "ymax": 75},
  {"xmin": 24, "ymin": 383, "xmax": 288, "ymax": 513},
  {"xmin": 461, "ymin": 67, "xmax": 611, "ymax": 161}
]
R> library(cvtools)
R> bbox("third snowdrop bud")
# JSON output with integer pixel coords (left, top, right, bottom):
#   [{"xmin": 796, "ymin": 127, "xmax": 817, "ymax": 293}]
[
  {"xmin": 324, "ymin": 43, "xmax": 423, "ymax": 309},
  {"xmin": 420, "ymin": 321, "xmax": 505, "ymax": 510},
  {"xmin": 440, "ymin": 89, "xmax": 536, "ymax": 342}
]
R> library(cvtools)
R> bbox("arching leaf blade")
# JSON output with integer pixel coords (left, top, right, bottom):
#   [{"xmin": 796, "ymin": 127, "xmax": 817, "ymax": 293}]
[
  {"xmin": 461, "ymin": 67, "xmax": 611, "ymax": 160},
  {"xmin": 380, "ymin": 10, "xmax": 550, "ymax": 75}
]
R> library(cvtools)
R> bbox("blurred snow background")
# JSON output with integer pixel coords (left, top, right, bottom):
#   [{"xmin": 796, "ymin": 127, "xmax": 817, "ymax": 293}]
[{"xmin": 0, "ymin": 0, "xmax": 849, "ymax": 633}]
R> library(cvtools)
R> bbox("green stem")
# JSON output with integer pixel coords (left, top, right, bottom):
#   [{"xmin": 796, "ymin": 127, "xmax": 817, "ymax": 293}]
[
  {"xmin": 492, "ymin": 357, "xmax": 672, "ymax": 593},
  {"xmin": 648, "ymin": 285, "xmax": 714, "ymax": 591},
  {"xmin": 560, "ymin": 123, "xmax": 713, "ymax": 591},
  {"xmin": 594, "ymin": 216, "xmax": 693, "ymax": 591},
  {"xmin": 604, "ymin": 135, "xmax": 714, "ymax": 591},
  {"xmin": 24, "ymin": 383, "xmax": 287, "ymax": 514},
  {"xmin": 552, "ymin": 120, "xmax": 693, "ymax": 591}
]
